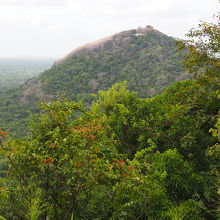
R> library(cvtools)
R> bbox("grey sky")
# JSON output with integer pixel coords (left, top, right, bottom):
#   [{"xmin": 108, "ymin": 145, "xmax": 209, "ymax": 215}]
[{"xmin": 0, "ymin": 0, "xmax": 219, "ymax": 59}]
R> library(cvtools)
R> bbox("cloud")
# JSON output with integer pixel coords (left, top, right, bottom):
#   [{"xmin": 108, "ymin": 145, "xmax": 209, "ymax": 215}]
[
  {"xmin": 0, "ymin": 0, "xmax": 68, "ymax": 7},
  {"xmin": 0, "ymin": 0, "xmax": 219, "ymax": 58}
]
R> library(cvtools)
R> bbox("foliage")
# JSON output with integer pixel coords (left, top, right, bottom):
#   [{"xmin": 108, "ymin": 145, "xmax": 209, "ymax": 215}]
[
  {"xmin": 0, "ymin": 28, "xmax": 187, "ymax": 137},
  {"xmin": 0, "ymin": 76, "xmax": 219, "ymax": 219},
  {"xmin": 42, "ymin": 29, "xmax": 186, "ymax": 99},
  {"xmin": 177, "ymin": 15, "xmax": 220, "ymax": 103},
  {"xmin": 0, "ymin": 14, "xmax": 219, "ymax": 220}
]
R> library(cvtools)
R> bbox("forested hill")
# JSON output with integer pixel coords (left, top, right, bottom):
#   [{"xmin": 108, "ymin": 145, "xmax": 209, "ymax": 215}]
[
  {"xmin": 0, "ymin": 18, "xmax": 219, "ymax": 219},
  {"xmin": 21, "ymin": 26, "xmax": 187, "ymax": 102},
  {"xmin": 0, "ymin": 26, "xmax": 188, "ymax": 135}
]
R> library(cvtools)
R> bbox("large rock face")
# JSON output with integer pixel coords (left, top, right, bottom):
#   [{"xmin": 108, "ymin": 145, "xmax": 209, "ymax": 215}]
[
  {"xmin": 0, "ymin": 26, "xmax": 188, "ymax": 135},
  {"xmin": 53, "ymin": 26, "xmax": 158, "ymax": 66}
]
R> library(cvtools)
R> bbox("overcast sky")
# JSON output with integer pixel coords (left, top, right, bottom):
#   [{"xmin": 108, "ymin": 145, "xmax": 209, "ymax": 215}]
[{"xmin": 0, "ymin": 0, "xmax": 219, "ymax": 59}]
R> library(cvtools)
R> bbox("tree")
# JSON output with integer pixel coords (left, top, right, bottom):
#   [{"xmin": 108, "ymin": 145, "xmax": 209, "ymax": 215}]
[
  {"xmin": 0, "ymin": 100, "xmax": 119, "ymax": 219},
  {"xmin": 177, "ymin": 14, "xmax": 220, "ymax": 218},
  {"xmin": 177, "ymin": 14, "xmax": 220, "ymax": 99},
  {"xmin": 0, "ymin": 13, "xmax": 219, "ymax": 220}
]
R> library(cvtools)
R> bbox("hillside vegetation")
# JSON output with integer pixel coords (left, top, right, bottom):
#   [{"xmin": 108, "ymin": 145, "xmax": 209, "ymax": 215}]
[
  {"xmin": 0, "ymin": 27, "xmax": 188, "ymax": 136},
  {"xmin": 34, "ymin": 26, "xmax": 187, "ymax": 100},
  {"xmin": 0, "ymin": 18, "xmax": 219, "ymax": 219}
]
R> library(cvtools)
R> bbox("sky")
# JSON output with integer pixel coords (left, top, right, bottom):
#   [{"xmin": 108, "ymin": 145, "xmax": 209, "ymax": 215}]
[{"xmin": 0, "ymin": 0, "xmax": 219, "ymax": 60}]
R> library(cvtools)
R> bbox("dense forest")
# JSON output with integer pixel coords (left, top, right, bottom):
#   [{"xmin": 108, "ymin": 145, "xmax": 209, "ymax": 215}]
[
  {"xmin": 0, "ymin": 27, "xmax": 187, "ymax": 137},
  {"xmin": 0, "ymin": 16, "xmax": 219, "ymax": 220},
  {"xmin": 41, "ymin": 27, "xmax": 186, "ymax": 99}
]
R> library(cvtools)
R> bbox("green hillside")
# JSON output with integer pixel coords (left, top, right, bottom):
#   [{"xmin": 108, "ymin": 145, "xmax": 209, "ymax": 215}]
[
  {"xmin": 0, "ymin": 26, "xmax": 187, "ymax": 136},
  {"xmin": 27, "ymin": 26, "xmax": 187, "ymax": 101},
  {"xmin": 0, "ymin": 18, "xmax": 219, "ymax": 220}
]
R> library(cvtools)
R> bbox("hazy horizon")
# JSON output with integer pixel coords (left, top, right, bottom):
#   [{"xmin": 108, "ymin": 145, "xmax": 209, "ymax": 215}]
[{"xmin": 0, "ymin": 0, "xmax": 219, "ymax": 60}]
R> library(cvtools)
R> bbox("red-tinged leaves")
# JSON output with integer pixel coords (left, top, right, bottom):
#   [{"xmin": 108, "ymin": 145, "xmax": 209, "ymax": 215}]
[
  {"xmin": 114, "ymin": 160, "xmax": 125, "ymax": 166},
  {"xmin": 43, "ymin": 157, "xmax": 54, "ymax": 164},
  {"xmin": 0, "ymin": 129, "xmax": 7, "ymax": 139},
  {"xmin": 11, "ymin": 148, "xmax": 17, "ymax": 153},
  {"xmin": 127, "ymin": 165, "xmax": 133, "ymax": 171}
]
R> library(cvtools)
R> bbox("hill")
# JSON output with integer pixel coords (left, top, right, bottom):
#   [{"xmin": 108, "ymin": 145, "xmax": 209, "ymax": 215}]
[
  {"xmin": 0, "ymin": 26, "xmax": 188, "ymax": 135},
  {"xmin": 22, "ymin": 26, "xmax": 187, "ymax": 101},
  {"xmin": 0, "ymin": 17, "xmax": 219, "ymax": 220}
]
